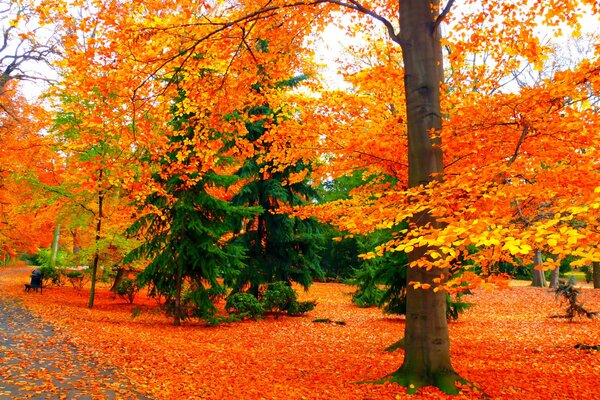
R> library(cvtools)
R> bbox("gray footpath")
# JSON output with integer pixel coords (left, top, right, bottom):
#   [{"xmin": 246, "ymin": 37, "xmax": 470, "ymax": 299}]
[{"xmin": 0, "ymin": 267, "xmax": 152, "ymax": 399}]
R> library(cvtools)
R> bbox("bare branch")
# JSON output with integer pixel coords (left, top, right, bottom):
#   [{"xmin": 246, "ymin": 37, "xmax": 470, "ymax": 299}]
[
  {"xmin": 133, "ymin": 0, "xmax": 402, "ymax": 94},
  {"xmin": 507, "ymin": 124, "xmax": 529, "ymax": 167},
  {"xmin": 432, "ymin": 0, "xmax": 455, "ymax": 33}
]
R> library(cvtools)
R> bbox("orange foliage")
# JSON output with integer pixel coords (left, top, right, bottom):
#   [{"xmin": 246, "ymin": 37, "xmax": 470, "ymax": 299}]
[
  {"xmin": 0, "ymin": 83, "xmax": 58, "ymax": 255},
  {"xmin": 2, "ymin": 266, "xmax": 599, "ymax": 399}
]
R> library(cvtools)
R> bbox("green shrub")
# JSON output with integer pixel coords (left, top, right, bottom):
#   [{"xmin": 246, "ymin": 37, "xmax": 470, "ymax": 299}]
[
  {"xmin": 446, "ymin": 292, "xmax": 475, "ymax": 321},
  {"xmin": 551, "ymin": 277, "xmax": 598, "ymax": 322},
  {"xmin": 262, "ymin": 282, "xmax": 316, "ymax": 318},
  {"xmin": 580, "ymin": 265, "xmax": 593, "ymax": 283},
  {"xmin": 287, "ymin": 300, "xmax": 317, "ymax": 316},
  {"xmin": 225, "ymin": 292, "xmax": 265, "ymax": 319},
  {"xmin": 117, "ymin": 279, "xmax": 141, "ymax": 304},
  {"xmin": 31, "ymin": 248, "xmax": 67, "ymax": 268},
  {"xmin": 262, "ymin": 282, "xmax": 296, "ymax": 316},
  {"xmin": 39, "ymin": 265, "xmax": 64, "ymax": 286},
  {"xmin": 348, "ymin": 265, "xmax": 385, "ymax": 308}
]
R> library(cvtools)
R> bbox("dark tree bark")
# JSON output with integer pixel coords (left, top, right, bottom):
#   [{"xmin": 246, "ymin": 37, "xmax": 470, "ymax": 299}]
[
  {"xmin": 384, "ymin": 0, "xmax": 462, "ymax": 394},
  {"xmin": 87, "ymin": 170, "xmax": 104, "ymax": 309},
  {"xmin": 593, "ymin": 262, "xmax": 600, "ymax": 289},
  {"xmin": 110, "ymin": 267, "xmax": 127, "ymax": 293},
  {"xmin": 174, "ymin": 261, "xmax": 183, "ymax": 326}
]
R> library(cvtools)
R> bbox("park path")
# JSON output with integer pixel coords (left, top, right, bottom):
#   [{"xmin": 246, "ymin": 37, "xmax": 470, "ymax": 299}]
[{"xmin": 0, "ymin": 266, "xmax": 151, "ymax": 399}]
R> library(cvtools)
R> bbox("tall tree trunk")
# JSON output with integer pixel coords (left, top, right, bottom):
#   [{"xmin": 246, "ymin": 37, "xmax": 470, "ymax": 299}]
[
  {"xmin": 174, "ymin": 261, "xmax": 183, "ymax": 326},
  {"xmin": 88, "ymin": 171, "xmax": 104, "ymax": 309},
  {"xmin": 593, "ymin": 262, "xmax": 600, "ymax": 289},
  {"xmin": 387, "ymin": 0, "xmax": 461, "ymax": 394},
  {"xmin": 531, "ymin": 250, "xmax": 546, "ymax": 288},
  {"xmin": 50, "ymin": 224, "xmax": 60, "ymax": 268},
  {"xmin": 550, "ymin": 265, "xmax": 560, "ymax": 289},
  {"xmin": 71, "ymin": 228, "xmax": 81, "ymax": 253},
  {"xmin": 549, "ymin": 253, "xmax": 560, "ymax": 288}
]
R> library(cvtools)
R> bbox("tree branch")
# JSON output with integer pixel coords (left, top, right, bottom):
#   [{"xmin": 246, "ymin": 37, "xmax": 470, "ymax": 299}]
[
  {"xmin": 507, "ymin": 124, "xmax": 529, "ymax": 167},
  {"xmin": 432, "ymin": 0, "xmax": 455, "ymax": 33},
  {"xmin": 133, "ymin": 0, "xmax": 403, "ymax": 95}
]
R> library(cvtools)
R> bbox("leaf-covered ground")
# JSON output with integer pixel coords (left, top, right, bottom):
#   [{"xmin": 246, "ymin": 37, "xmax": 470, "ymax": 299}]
[
  {"xmin": 0, "ymin": 267, "xmax": 150, "ymax": 399},
  {"xmin": 1, "ymin": 266, "xmax": 599, "ymax": 399}
]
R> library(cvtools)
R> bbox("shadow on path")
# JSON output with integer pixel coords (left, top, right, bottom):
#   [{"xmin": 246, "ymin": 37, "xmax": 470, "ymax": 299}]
[{"xmin": 0, "ymin": 267, "xmax": 152, "ymax": 399}]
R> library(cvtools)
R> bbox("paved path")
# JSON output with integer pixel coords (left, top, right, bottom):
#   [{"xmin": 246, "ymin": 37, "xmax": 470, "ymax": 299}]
[{"xmin": 0, "ymin": 267, "xmax": 151, "ymax": 399}]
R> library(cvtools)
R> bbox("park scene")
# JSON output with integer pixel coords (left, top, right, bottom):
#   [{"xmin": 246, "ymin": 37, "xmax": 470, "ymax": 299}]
[{"xmin": 1, "ymin": 0, "xmax": 599, "ymax": 398}]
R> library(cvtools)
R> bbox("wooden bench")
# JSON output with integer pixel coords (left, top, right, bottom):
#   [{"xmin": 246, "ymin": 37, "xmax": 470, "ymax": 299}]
[{"xmin": 24, "ymin": 271, "xmax": 43, "ymax": 294}]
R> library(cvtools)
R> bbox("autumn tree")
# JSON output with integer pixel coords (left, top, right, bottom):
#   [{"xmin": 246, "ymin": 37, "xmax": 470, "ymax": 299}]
[
  {"xmin": 0, "ymin": 0, "xmax": 58, "ymax": 261},
  {"xmin": 50, "ymin": 91, "xmax": 140, "ymax": 308},
  {"xmin": 38, "ymin": 0, "xmax": 600, "ymax": 395}
]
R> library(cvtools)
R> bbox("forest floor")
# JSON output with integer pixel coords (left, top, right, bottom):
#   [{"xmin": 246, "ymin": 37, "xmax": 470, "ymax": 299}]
[{"xmin": 0, "ymin": 265, "xmax": 599, "ymax": 399}]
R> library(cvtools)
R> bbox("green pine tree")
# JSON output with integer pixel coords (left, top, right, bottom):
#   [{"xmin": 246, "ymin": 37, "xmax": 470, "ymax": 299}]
[
  {"xmin": 226, "ymin": 77, "xmax": 323, "ymax": 296},
  {"xmin": 125, "ymin": 86, "xmax": 259, "ymax": 326}
]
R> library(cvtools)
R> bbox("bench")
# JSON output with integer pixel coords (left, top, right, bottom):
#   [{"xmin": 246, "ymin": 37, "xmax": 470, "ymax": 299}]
[{"xmin": 24, "ymin": 270, "xmax": 43, "ymax": 294}]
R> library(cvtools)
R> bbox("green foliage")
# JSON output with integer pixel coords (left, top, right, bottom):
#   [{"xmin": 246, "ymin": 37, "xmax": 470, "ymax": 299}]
[
  {"xmin": 347, "ymin": 225, "xmax": 473, "ymax": 321},
  {"xmin": 39, "ymin": 265, "xmax": 64, "ymax": 286},
  {"xmin": 262, "ymin": 281, "xmax": 296, "ymax": 316},
  {"xmin": 446, "ymin": 292, "xmax": 475, "ymax": 321},
  {"xmin": 347, "ymin": 226, "xmax": 408, "ymax": 313},
  {"xmin": 225, "ymin": 292, "xmax": 266, "ymax": 319},
  {"xmin": 495, "ymin": 253, "xmax": 576, "ymax": 281},
  {"xmin": 226, "ymin": 77, "xmax": 323, "ymax": 294},
  {"xmin": 31, "ymin": 248, "xmax": 67, "ymax": 268},
  {"xmin": 225, "ymin": 281, "xmax": 316, "ymax": 320},
  {"xmin": 551, "ymin": 277, "xmax": 598, "ymax": 322},
  {"xmin": 580, "ymin": 265, "xmax": 593, "ymax": 283},
  {"xmin": 348, "ymin": 264, "xmax": 385, "ymax": 307},
  {"xmin": 286, "ymin": 299, "xmax": 317, "ymax": 316},
  {"xmin": 319, "ymin": 227, "xmax": 362, "ymax": 280},
  {"xmin": 124, "ymin": 80, "xmax": 259, "ymax": 325},
  {"xmin": 117, "ymin": 279, "xmax": 141, "ymax": 304},
  {"xmin": 63, "ymin": 270, "xmax": 89, "ymax": 289}
]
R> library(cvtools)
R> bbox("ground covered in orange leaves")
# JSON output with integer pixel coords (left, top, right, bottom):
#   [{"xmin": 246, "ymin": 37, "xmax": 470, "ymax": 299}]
[{"xmin": 1, "ymin": 266, "xmax": 599, "ymax": 400}]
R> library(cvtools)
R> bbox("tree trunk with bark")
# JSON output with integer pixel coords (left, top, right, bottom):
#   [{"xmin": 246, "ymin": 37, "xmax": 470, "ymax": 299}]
[
  {"xmin": 593, "ymin": 262, "xmax": 600, "ymax": 289},
  {"xmin": 174, "ymin": 261, "xmax": 183, "ymax": 326},
  {"xmin": 110, "ymin": 267, "xmax": 127, "ymax": 293},
  {"xmin": 550, "ymin": 265, "xmax": 560, "ymax": 289},
  {"xmin": 386, "ymin": 0, "xmax": 462, "ymax": 394},
  {"xmin": 531, "ymin": 250, "xmax": 546, "ymax": 288},
  {"xmin": 50, "ymin": 224, "xmax": 60, "ymax": 269},
  {"xmin": 88, "ymin": 171, "xmax": 104, "ymax": 309}
]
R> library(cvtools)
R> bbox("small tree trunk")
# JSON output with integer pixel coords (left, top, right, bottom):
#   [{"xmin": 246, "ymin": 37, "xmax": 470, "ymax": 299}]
[
  {"xmin": 110, "ymin": 267, "xmax": 127, "ymax": 293},
  {"xmin": 88, "ymin": 171, "xmax": 104, "ymax": 309},
  {"xmin": 532, "ymin": 250, "xmax": 546, "ymax": 288},
  {"xmin": 593, "ymin": 262, "xmax": 600, "ymax": 289},
  {"xmin": 550, "ymin": 265, "xmax": 560, "ymax": 289},
  {"xmin": 174, "ymin": 261, "xmax": 183, "ymax": 326},
  {"xmin": 549, "ymin": 254, "xmax": 560, "ymax": 289},
  {"xmin": 72, "ymin": 229, "xmax": 81, "ymax": 253},
  {"xmin": 50, "ymin": 224, "xmax": 60, "ymax": 268}
]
